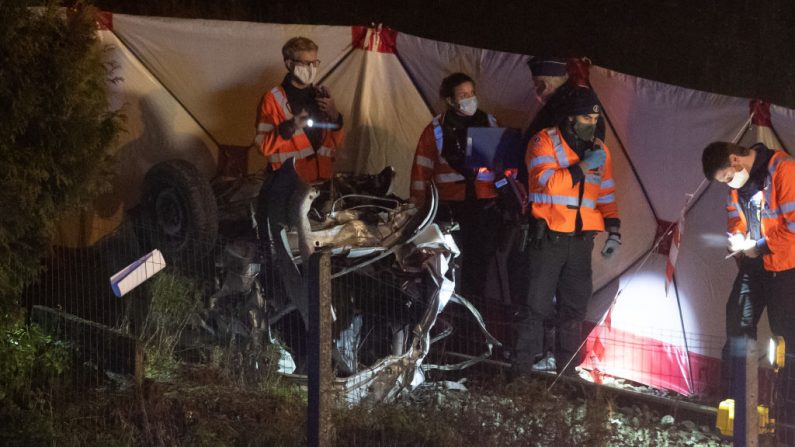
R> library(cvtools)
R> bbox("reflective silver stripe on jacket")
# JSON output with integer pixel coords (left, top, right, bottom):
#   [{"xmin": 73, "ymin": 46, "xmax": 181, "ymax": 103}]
[
  {"xmin": 268, "ymin": 146, "xmax": 315, "ymax": 163},
  {"xmin": 780, "ymin": 201, "xmax": 795, "ymax": 214},
  {"xmin": 531, "ymin": 193, "xmax": 597, "ymax": 209},
  {"xmin": 415, "ymin": 155, "xmax": 434, "ymax": 169},
  {"xmin": 597, "ymin": 193, "xmax": 615, "ymax": 204},
  {"xmin": 586, "ymin": 174, "xmax": 602, "ymax": 185},
  {"xmin": 538, "ymin": 169, "xmax": 555, "ymax": 187},
  {"xmin": 546, "ymin": 128, "xmax": 570, "ymax": 168},
  {"xmin": 530, "ymin": 156, "xmax": 556, "ymax": 168},
  {"xmin": 763, "ymin": 155, "xmax": 792, "ymax": 213},
  {"xmin": 271, "ymin": 87, "xmax": 292, "ymax": 118},
  {"xmin": 531, "ymin": 193, "xmax": 578, "ymax": 207},
  {"xmin": 435, "ymin": 172, "xmax": 465, "ymax": 183}
]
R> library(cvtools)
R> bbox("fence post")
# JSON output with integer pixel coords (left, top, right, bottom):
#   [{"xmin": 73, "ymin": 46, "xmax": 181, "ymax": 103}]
[
  {"xmin": 307, "ymin": 250, "xmax": 333, "ymax": 447},
  {"xmin": 733, "ymin": 337, "xmax": 758, "ymax": 447},
  {"xmin": 744, "ymin": 338, "xmax": 758, "ymax": 446}
]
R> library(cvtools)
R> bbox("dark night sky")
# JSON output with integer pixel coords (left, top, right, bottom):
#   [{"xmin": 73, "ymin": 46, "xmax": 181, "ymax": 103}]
[{"xmin": 96, "ymin": 0, "xmax": 795, "ymax": 108}]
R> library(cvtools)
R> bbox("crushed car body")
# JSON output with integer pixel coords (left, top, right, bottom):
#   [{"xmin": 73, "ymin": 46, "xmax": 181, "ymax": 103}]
[{"xmin": 140, "ymin": 158, "xmax": 500, "ymax": 403}]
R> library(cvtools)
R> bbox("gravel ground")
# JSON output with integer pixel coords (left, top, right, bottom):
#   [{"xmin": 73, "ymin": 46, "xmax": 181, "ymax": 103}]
[{"xmin": 406, "ymin": 376, "xmax": 733, "ymax": 447}]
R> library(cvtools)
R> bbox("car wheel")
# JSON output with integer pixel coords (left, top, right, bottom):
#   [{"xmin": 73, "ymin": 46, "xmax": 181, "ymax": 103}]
[{"xmin": 141, "ymin": 159, "xmax": 218, "ymax": 268}]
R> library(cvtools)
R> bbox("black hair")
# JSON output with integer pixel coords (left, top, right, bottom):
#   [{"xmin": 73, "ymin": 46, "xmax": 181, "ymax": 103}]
[
  {"xmin": 439, "ymin": 73, "xmax": 475, "ymax": 99},
  {"xmin": 701, "ymin": 142, "xmax": 751, "ymax": 180}
]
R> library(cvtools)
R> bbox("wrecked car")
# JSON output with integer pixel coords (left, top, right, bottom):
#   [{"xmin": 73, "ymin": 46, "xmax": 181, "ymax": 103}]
[{"xmin": 136, "ymin": 158, "xmax": 500, "ymax": 403}]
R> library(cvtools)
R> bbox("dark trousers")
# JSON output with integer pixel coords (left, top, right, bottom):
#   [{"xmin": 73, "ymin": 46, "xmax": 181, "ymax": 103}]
[
  {"xmin": 438, "ymin": 200, "xmax": 500, "ymax": 303},
  {"xmin": 720, "ymin": 257, "xmax": 768, "ymax": 398},
  {"xmin": 503, "ymin": 222, "xmax": 554, "ymax": 357},
  {"xmin": 768, "ymin": 266, "xmax": 795, "ymax": 356},
  {"xmin": 514, "ymin": 232, "xmax": 594, "ymax": 374}
]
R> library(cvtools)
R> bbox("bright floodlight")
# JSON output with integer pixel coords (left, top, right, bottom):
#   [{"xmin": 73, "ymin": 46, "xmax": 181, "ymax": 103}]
[
  {"xmin": 769, "ymin": 336, "xmax": 786, "ymax": 369},
  {"xmin": 769, "ymin": 338, "xmax": 776, "ymax": 366},
  {"xmin": 307, "ymin": 118, "xmax": 314, "ymax": 128}
]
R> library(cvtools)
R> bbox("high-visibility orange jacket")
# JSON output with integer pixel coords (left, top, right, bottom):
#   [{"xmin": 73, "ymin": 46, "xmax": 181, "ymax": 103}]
[
  {"xmin": 410, "ymin": 111, "xmax": 498, "ymax": 205},
  {"xmin": 526, "ymin": 127, "xmax": 619, "ymax": 233},
  {"xmin": 726, "ymin": 150, "xmax": 795, "ymax": 272},
  {"xmin": 255, "ymin": 85, "xmax": 344, "ymax": 183}
]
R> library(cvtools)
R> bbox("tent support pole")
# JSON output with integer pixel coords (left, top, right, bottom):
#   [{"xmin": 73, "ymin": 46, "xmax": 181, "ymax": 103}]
[
  {"xmin": 671, "ymin": 274, "xmax": 695, "ymax": 394},
  {"xmin": 108, "ymin": 27, "xmax": 223, "ymax": 150},
  {"xmin": 682, "ymin": 115, "xmax": 753, "ymax": 215},
  {"xmin": 316, "ymin": 45, "xmax": 356, "ymax": 86},
  {"xmin": 597, "ymin": 97, "xmax": 661, "ymax": 221}
]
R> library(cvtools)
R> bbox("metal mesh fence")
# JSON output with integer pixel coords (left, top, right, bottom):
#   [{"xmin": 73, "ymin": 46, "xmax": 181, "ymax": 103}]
[{"xmin": 20, "ymin": 204, "xmax": 791, "ymax": 442}]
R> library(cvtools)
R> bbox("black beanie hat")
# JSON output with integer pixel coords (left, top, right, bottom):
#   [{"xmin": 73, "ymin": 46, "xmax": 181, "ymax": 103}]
[
  {"xmin": 567, "ymin": 87, "xmax": 602, "ymax": 116},
  {"xmin": 527, "ymin": 57, "xmax": 568, "ymax": 76}
]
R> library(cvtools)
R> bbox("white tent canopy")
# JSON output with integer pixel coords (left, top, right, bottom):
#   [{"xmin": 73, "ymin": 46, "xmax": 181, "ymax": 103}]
[{"xmin": 64, "ymin": 12, "xmax": 795, "ymax": 396}]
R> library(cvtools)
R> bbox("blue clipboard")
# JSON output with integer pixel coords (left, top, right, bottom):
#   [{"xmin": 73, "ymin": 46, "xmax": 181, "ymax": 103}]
[{"xmin": 465, "ymin": 127, "xmax": 524, "ymax": 170}]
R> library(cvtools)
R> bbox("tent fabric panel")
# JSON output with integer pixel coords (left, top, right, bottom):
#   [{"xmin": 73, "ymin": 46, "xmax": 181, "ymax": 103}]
[
  {"xmin": 589, "ymin": 66, "xmax": 750, "ymax": 221},
  {"xmin": 673, "ymin": 184, "xmax": 745, "ymax": 358},
  {"xmin": 323, "ymin": 48, "xmax": 432, "ymax": 198},
  {"xmin": 590, "ymin": 112, "xmax": 658, "ymax": 290},
  {"xmin": 583, "ymin": 323, "xmax": 693, "ymax": 395},
  {"xmin": 585, "ymin": 256, "xmax": 694, "ymax": 394},
  {"xmin": 74, "ymin": 15, "xmax": 795, "ymax": 398},
  {"xmin": 588, "ymin": 256, "xmax": 689, "ymax": 346},
  {"xmin": 395, "ymin": 32, "xmax": 536, "ymax": 130},
  {"xmin": 741, "ymin": 123, "xmax": 786, "ymax": 154},
  {"xmin": 769, "ymin": 104, "xmax": 795, "ymax": 154},
  {"xmin": 111, "ymin": 14, "xmax": 353, "ymax": 147},
  {"xmin": 54, "ymin": 29, "xmax": 219, "ymax": 247}
]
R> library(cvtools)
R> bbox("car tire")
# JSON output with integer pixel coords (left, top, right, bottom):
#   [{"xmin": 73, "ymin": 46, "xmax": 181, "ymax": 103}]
[{"xmin": 141, "ymin": 159, "xmax": 218, "ymax": 268}]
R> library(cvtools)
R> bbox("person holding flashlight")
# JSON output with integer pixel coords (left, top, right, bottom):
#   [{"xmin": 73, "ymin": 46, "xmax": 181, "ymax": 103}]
[
  {"xmin": 702, "ymin": 141, "xmax": 795, "ymax": 399},
  {"xmin": 255, "ymin": 37, "xmax": 344, "ymax": 183}
]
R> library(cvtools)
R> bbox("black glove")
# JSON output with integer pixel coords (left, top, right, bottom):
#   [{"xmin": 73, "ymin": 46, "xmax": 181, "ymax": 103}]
[
  {"xmin": 530, "ymin": 218, "xmax": 547, "ymax": 250},
  {"xmin": 601, "ymin": 232, "xmax": 621, "ymax": 259}
]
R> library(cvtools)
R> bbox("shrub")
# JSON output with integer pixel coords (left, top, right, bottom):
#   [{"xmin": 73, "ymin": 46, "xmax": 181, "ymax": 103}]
[
  {"xmin": 0, "ymin": 1, "xmax": 122, "ymax": 306},
  {"xmin": 0, "ymin": 312, "xmax": 71, "ymax": 446}
]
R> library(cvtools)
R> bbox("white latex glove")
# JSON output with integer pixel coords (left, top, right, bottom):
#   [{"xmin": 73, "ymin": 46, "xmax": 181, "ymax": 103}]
[
  {"xmin": 727, "ymin": 233, "xmax": 746, "ymax": 253},
  {"xmin": 743, "ymin": 242, "xmax": 760, "ymax": 258}
]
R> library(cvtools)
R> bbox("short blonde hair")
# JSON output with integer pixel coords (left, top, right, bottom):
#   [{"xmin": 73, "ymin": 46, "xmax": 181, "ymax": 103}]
[{"xmin": 282, "ymin": 37, "xmax": 318, "ymax": 60}]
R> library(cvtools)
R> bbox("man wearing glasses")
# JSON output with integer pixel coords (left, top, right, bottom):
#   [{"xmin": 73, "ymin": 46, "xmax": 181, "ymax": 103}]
[{"xmin": 255, "ymin": 37, "xmax": 344, "ymax": 183}]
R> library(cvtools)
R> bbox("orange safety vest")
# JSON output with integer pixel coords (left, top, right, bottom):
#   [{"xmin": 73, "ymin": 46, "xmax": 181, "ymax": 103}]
[
  {"xmin": 526, "ymin": 127, "xmax": 619, "ymax": 233},
  {"xmin": 410, "ymin": 112, "xmax": 498, "ymax": 205},
  {"xmin": 726, "ymin": 150, "xmax": 795, "ymax": 272},
  {"xmin": 255, "ymin": 86, "xmax": 344, "ymax": 183}
]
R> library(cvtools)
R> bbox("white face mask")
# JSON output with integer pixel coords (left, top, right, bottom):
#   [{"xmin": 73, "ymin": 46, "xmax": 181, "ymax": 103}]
[
  {"xmin": 727, "ymin": 168, "xmax": 750, "ymax": 189},
  {"xmin": 456, "ymin": 96, "xmax": 478, "ymax": 116},
  {"xmin": 292, "ymin": 64, "xmax": 317, "ymax": 85}
]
